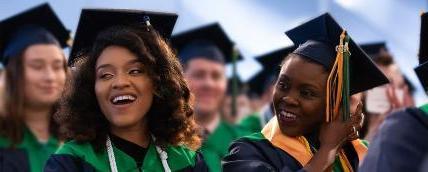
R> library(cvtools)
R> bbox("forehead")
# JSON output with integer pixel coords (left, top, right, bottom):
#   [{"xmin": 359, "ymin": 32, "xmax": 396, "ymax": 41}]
[
  {"xmin": 279, "ymin": 55, "xmax": 327, "ymax": 85},
  {"xmin": 185, "ymin": 58, "xmax": 225, "ymax": 72},
  {"xmin": 24, "ymin": 44, "xmax": 64, "ymax": 62},
  {"xmin": 96, "ymin": 46, "xmax": 139, "ymax": 67}
]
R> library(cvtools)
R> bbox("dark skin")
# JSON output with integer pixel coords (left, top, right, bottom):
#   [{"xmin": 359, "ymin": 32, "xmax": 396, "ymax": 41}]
[{"xmin": 273, "ymin": 54, "xmax": 363, "ymax": 172}]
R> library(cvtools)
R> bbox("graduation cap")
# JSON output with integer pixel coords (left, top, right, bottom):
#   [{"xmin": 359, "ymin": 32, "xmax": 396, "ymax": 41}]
[
  {"xmin": 286, "ymin": 13, "xmax": 388, "ymax": 95},
  {"xmin": 285, "ymin": 13, "xmax": 388, "ymax": 121},
  {"xmin": 360, "ymin": 42, "xmax": 387, "ymax": 56},
  {"xmin": 248, "ymin": 46, "xmax": 296, "ymax": 97},
  {"xmin": 171, "ymin": 23, "xmax": 243, "ymax": 64},
  {"xmin": 415, "ymin": 12, "xmax": 428, "ymax": 94},
  {"xmin": 69, "ymin": 8, "xmax": 178, "ymax": 65},
  {"xmin": 360, "ymin": 42, "xmax": 394, "ymax": 65},
  {"xmin": 0, "ymin": 3, "xmax": 71, "ymax": 65}
]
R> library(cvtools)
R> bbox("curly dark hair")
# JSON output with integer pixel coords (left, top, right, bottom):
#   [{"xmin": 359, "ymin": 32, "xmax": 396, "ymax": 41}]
[{"xmin": 56, "ymin": 24, "xmax": 201, "ymax": 150}]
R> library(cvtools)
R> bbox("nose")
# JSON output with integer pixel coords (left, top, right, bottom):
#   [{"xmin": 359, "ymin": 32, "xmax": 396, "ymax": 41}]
[
  {"xmin": 43, "ymin": 66, "xmax": 56, "ymax": 82},
  {"xmin": 112, "ymin": 74, "xmax": 131, "ymax": 89},
  {"xmin": 281, "ymin": 95, "xmax": 299, "ymax": 107},
  {"xmin": 200, "ymin": 75, "xmax": 217, "ymax": 89}
]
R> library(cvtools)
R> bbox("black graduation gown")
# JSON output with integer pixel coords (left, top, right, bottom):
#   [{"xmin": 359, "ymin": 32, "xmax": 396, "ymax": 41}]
[
  {"xmin": 359, "ymin": 107, "xmax": 428, "ymax": 172},
  {"xmin": 222, "ymin": 133, "xmax": 360, "ymax": 172}
]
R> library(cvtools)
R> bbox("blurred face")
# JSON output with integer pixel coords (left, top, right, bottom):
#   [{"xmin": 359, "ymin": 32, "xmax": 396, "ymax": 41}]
[
  {"xmin": 23, "ymin": 44, "xmax": 66, "ymax": 107},
  {"xmin": 184, "ymin": 58, "xmax": 227, "ymax": 116},
  {"xmin": 222, "ymin": 94, "xmax": 251, "ymax": 122},
  {"xmin": 273, "ymin": 55, "xmax": 327, "ymax": 136},
  {"xmin": 379, "ymin": 64, "xmax": 405, "ymax": 88},
  {"xmin": 95, "ymin": 46, "xmax": 154, "ymax": 130}
]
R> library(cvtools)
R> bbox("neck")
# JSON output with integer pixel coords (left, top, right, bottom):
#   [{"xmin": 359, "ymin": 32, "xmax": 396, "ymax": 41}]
[
  {"xmin": 304, "ymin": 129, "xmax": 321, "ymax": 150},
  {"xmin": 23, "ymin": 105, "xmax": 52, "ymax": 142},
  {"xmin": 110, "ymin": 122, "xmax": 150, "ymax": 148},
  {"xmin": 196, "ymin": 110, "xmax": 219, "ymax": 130}
]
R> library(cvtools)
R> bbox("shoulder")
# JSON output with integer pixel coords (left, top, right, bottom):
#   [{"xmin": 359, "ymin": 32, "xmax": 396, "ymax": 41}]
[
  {"xmin": 56, "ymin": 140, "xmax": 96, "ymax": 157},
  {"xmin": 165, "ymin": 145, "xmax": 209, "ymax": 172},
  {"xmin": 359, "ymin": 108, "xmax": 428, "ymax": 172}
]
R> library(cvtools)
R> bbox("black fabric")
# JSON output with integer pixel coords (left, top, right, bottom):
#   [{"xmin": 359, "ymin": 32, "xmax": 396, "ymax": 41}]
[
  {"xmin": 415, "ymin": 12, "xmax": 428, "ymax": 93},
  {"xmin": 44, "ymin": 154, "xmax": 95, "ymax": 172},
  {"xmin": 109, "ymin": 134, "xmax": 147, "ymax": 167},
  {"xmin": 222, "ymin": 137, "xmax": 360, "ymax": 172},
  {"xmin": 359, "ymin": 108, "xmax": 428, "ymax": 172},
  {"xmin": 0, "ymin": 148, "xmax": 30, "ymax": 172},
  {"xmin": 222, "ymin": 138, "xmax": 304, "ymax": 172}
]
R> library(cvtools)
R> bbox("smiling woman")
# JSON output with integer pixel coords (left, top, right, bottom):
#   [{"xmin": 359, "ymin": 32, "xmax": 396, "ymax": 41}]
[
  {"xmin": 44, "ymin": 9, "xmax": 208, "ymax": 172},
  {"xmin": 222, "ymin": 13, "xmax": 389, "ymax": 172}
]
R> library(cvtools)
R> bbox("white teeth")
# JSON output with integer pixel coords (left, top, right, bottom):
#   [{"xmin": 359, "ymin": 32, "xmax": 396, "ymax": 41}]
[
  {"xmin": 112, "ymin": 95, "xmax": 136, "ymax": 103},
  {"xmin": 280, "ymin": 111, "xmax": 297, "ymax": 119}
]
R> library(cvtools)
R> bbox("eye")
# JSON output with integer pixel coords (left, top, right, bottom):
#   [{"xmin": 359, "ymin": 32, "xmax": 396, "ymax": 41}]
[
  {"xmin": 129, "ymin": 68, "xmax": 143, "ymax": 75},
  {"xmin": 300, "ymin": 89, "xmax": 316, "ymax": 99},
  {"xmin": 277, "ymin": 81, "xmax": 290, "ymax": 90},
  {"xmin": 99, "ymin": 73, "xmax": 114, "ymax": 80}
]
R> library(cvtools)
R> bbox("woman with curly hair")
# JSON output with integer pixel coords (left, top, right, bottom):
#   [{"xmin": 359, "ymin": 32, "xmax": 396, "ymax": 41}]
[
  {"xmin": 44, "ymin": 9, "xmax": 207, "ymax": 172},
  {"xmin": 0, "ymin": 4, "xmax": 70, "ymax": 172}
]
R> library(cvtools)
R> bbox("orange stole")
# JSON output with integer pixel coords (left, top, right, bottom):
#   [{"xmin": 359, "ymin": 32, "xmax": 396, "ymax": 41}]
[{"xmin": 261, "ymin": 117, "xmax": 367, "ymax": 167}]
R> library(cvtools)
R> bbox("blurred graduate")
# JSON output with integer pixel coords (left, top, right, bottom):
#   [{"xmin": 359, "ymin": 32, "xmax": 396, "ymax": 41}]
[
  {"xmin": 171, "ymin": 23, "xmax": 250, "ymax": 172},
  {"xmin": 44, "ymin": 8, "xmax": 208, "ymax": 172},
  {"xmin": 0, "ymin": 3, "xmax": 70, "ymax": 172},
  {"xmin": 222, "ymin": 13, "xmax": 389, "ymax": 172},
  {"xmin": 359, "ymin": 12, "xmax": 428, "ymax": 172}
]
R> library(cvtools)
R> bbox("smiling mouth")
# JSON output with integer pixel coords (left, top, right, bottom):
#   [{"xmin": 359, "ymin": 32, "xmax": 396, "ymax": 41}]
[
  {"xmin": 110, "ymin": 95, "xmax": 136, "ymax": 105},
  {"xmin": 278, "ymin": 110, "xmax": 297, "ymax": 122}
]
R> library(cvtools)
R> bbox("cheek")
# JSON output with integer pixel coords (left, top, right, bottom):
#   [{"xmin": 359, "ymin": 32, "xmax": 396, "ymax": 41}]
[
  {"xmin": 94, "ymin": 81, "xmax": 108, "ymax": 105},
  {"xmin": 302, "ymin": 100, "xmax": 325, "ymax": 122}
]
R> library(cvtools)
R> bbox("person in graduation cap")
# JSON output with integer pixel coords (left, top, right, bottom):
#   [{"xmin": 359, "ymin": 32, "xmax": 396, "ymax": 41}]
[
  {"xmin": 359, "ymin": 12, "xmax": 428, "ymax": 172},
  {"xmin": 222, "ymin": 13, "xmax": 389, "ymax": 172},
  {"xmin": 0, "ymin": 3, "xmax": 70, "ymax": 172},
  {"xmin": 44, "ymin": 9, "xmax": 208, "ymax": 172},
  {"xmin": 244, "ymin": 46, "xmax": 297, "ymax": 132},
  {"xmin": 171, "ymin": 23, "xmax": 249, "ymax": 172},
  {"xmin": 359, "ymin": 42, "xmax": 415, "ymax": 141},
  {"xmin": 221, "ymin": 77, "xmax": 252, "ymax": 124}
]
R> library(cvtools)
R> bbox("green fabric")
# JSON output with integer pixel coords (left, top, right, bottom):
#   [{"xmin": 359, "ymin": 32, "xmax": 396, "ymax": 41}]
[
  {"xmin": 56, "ymin": 140, "xmax": 197, "ymax": 172},
  {"xmin": 201, "ymin": 121, "xmax": 250, "ymax": 172},
  {"xmin": 419, "ymin": 103, "xmax": 428, "ymax": 116},
  {"xmin": 238, "ymin": 113, "xmax": 263, "ymax": 133},
  {"xmin": 0, "ymin": 128, "xmax": 59, "ymax": 172}
]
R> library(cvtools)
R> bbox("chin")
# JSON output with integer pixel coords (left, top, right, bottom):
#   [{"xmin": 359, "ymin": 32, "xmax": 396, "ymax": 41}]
[{"xmin": 278, "ymin": 126, "xmax": 303, "ymax": 137}]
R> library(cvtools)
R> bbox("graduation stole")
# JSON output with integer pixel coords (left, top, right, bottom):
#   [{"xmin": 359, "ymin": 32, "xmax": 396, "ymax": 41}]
[{"xmin": 261, "ymin": 117, "xmax": 367, "ymax": 172}]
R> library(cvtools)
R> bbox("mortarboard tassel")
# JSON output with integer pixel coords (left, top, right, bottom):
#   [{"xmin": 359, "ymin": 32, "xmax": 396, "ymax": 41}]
[
  {"xmin": 231, "ymin": 45, "xmax": 239, "ymax": 117},
  {"xmin": 325, "ymin": 31, "xmax": 351, "ymax": 122}
]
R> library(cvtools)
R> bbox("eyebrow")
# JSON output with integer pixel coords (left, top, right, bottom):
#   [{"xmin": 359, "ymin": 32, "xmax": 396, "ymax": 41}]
[{"xmin": 96, "ymin": 58, "xmax": 142, "ymax": 71}]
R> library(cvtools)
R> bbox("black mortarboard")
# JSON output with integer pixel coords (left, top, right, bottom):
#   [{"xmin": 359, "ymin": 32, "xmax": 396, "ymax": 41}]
[
  {"xmin": 415, "ymin": 12, "xmax": 428, "ymax": 94},
  {"xmin": 0, "ymin": 3, "xmax": 71, "ymax": 65},
  {"xmin": 360, "ymin": 42, "xmax": 387, "ymax": 56},
  {"xmin": 69, "ymin": 8, "xmax": 178, "ymax": 64},
  {"xmin": 171, "ymin": 23, "xmax": 243, "ymax": 64},
  {"xmin": 285, "ymin": 13, "xmax": 389, "ymax": 95},
  {"xmin": 248, "ymin": 46, "xmax": 296, "ymax": 97},
  {"xmin": 226, "ymin": 77, "xmax": 248, "ymax": 95}
]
